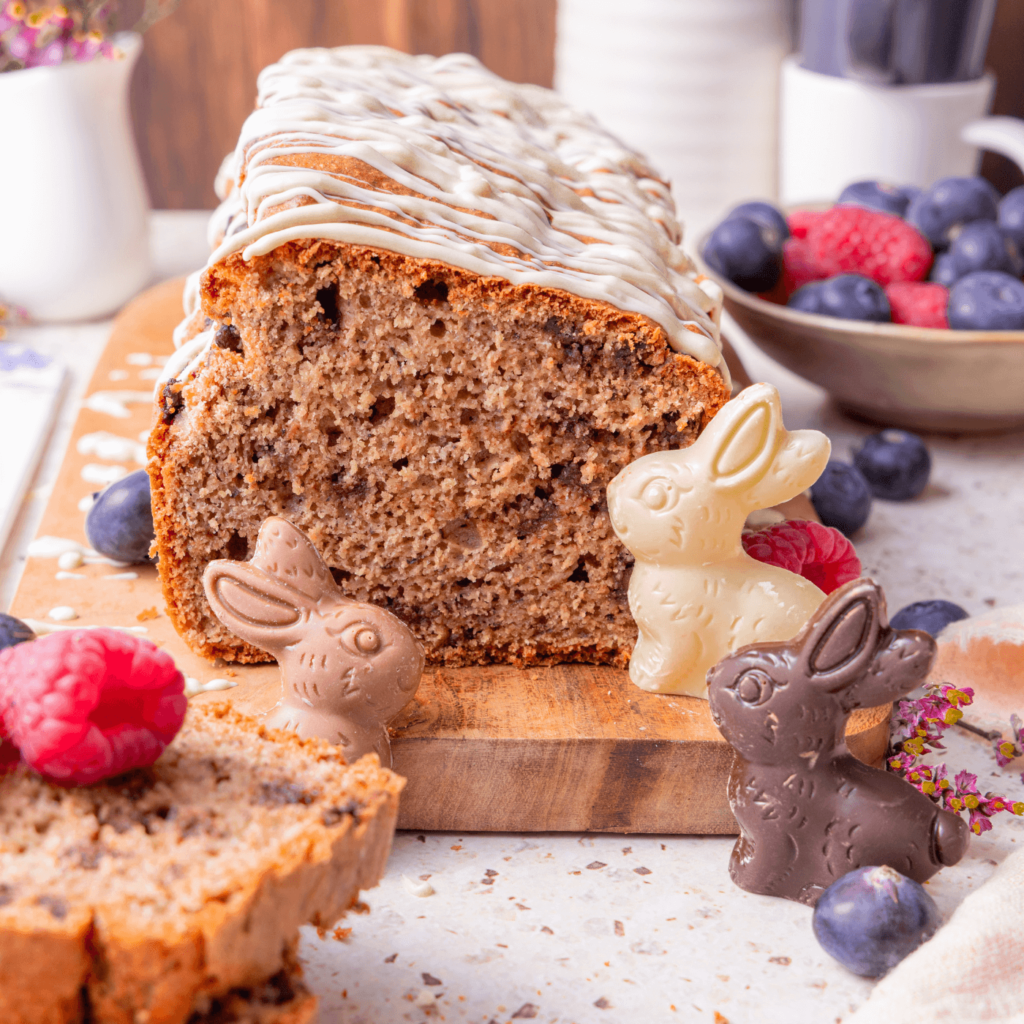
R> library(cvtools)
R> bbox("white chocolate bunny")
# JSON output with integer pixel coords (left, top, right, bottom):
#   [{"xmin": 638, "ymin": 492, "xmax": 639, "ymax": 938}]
[
  {"xmin": 606, "ymin": 383, "xmax": 831, "ymax": 697},
  {"xmin": 203, "ymin": 517, "xmax": 424, "ymax": 766}
]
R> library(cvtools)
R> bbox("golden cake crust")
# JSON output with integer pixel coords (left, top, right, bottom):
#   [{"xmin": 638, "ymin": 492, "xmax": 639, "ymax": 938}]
[{"xmin": 0, "ymin": 703, "xmax": 402, "ymax": 1024}]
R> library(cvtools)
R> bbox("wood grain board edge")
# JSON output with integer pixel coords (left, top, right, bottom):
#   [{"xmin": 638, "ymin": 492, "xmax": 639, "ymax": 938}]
[{"xmin": 10, "ymin": 278, "xmax": 890, "ymax": 836}]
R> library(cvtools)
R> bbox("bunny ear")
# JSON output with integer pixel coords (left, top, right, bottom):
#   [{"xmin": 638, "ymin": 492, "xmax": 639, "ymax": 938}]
[
  {"xmin": 250, "ymin": 517, "xmax": 338, "ymax": 603},
  {"xmin": 203, "ymin": 559, "xmax": 310, "ymax": 651},
  {"xmin": 797, "ymin": 579, "xmax": 883, "ymax": 690},
  {"xmin": 706, "ymin": 384, "xmax": 781, "ymax": 491}
]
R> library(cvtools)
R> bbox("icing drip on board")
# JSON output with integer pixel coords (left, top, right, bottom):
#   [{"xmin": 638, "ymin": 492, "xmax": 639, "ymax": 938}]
[{"xmin": 205, "ymin": 46, "xmax": 726, "ymax": 373}]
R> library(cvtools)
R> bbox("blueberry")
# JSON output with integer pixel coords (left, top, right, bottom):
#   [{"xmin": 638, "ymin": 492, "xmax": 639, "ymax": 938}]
[
  {"xmin": 891, "ymin": 599, "xmax": 969, "ymax": 637},
  {"xmin": 946, "ymin": 220, "xmax": 1023, "ymax": 280},
  {"xmin": 948, "ymin": 270, "xmax": 1024, "ymax": 331},
  {"xmin": 702, "ymin": 216, "xmax": 783, "ymax": 293},
  {"xmin": 812, "ymin": 865, "xmax": 941, "ymax": 978},
  {"xmin": 810, "ymin": 461, "xmax": 872, "ymax": 536},
  {"xmin": 838, "ymin": 180, "xmax": 913, "ymax": 218},
  {"xmin": 997, "ymin": 184, "xmax": 1024, "ymax": 252},
  {"xmin": 725, "ymin": 200, "xmax": 790, "ymax": 242},
  {"xmin": 84, "ymin": 468, "xmax": 155, "ymax": 563},
  {"xmin": 906, "ymin": 176, "xmax": 1000, "ymax": 249},
  {"xmin": 852, "ymin": 430, "xmax": 931, "ymax": 500},
  {"xmin": 787, "ymin": 274, "xmax": 890, "ymax": 323},
  {"xmin": 929, "ymin": 250, "xmax": 959, "ymax": 287},
  {"xmin": 0, "ymin": 613, "xmax": 34, "ymax": 652}
]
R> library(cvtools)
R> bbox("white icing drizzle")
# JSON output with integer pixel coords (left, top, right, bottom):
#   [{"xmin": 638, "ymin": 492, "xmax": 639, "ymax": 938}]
[
  {"xmin": 155, "ymin": 329, "xmax": 215, "ymax": 395},
  {"xmin": 22, "ymin": 618, "xmax": 148, "ymax": 636},
  {"xmin": 185, "ymin": 676, "xmax": 239, "ymax": 699},
  {"xmin": 58, "ymin": 550, "xmax": 84, "ymax": 570},
  {"xmin": 181, "ymin": 268, "xmax": 203, "ymax": 321},
  {"xmin": 83, "ymin": 390, "xmax": 157, "ymax": 418},
  {"xmin": 77, "ymin": 431, "xmax": 147, "ymax": 465},
  {"xmin": 27, "ymin": 536, "xmax": 130, "ymax": 568},
  {"xmin": 206, "ymin": 46, "xmax": 725, "ymax": 373},
  {"xmin": 81, "ymin": 463, "xmax": 128, "ymax": 486},
  {"xmin": 27, "ymin": 536, "xmax": 97, "ymax": 559}
]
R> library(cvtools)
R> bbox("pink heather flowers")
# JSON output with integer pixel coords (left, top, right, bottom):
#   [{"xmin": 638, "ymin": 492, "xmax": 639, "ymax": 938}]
[
  {"xmin": 0, "ymin": 2, "xmax": 117, "ymax": 71},
  {"xmin": 994, "ymin": 712, "xmax": 1024, "ymax": 769},
  {"xmin": 0, "ymin": 299, "xmax": 28, "ymax": 339},
  {"xmin": 889, "ymin": 683, "xmax": 1024, "ymax": 835},
  {"xmin": 0, "ymin": 0, "xmax": 177, "ymax": 72}
]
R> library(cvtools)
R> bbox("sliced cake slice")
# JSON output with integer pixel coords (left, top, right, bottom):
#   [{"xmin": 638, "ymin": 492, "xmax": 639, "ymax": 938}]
[{"xmin": 0, "ymin": 702, "xmax": 402, "ymax": 1024}]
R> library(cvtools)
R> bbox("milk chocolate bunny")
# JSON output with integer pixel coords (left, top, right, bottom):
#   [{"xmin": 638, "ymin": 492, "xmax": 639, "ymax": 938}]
[
  {"xmin": 708, "ymin": 578, "xmax": 969, "ymax": 906},
  {"xmin": 607, "ymin": 382, "xmax": 831, "ymax": 696},
  {"xmin": 203, "ymin": 517, "xmax": 423, "ymax": 766}
]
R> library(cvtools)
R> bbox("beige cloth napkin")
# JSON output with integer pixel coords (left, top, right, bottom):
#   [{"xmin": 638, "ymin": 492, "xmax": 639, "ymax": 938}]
[{"xmin": 847, "ymin": 847, "xmax": 1024, "ymax": 1023}]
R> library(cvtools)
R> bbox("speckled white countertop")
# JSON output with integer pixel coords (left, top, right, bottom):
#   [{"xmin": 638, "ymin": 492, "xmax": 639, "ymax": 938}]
[{"xmin": 2, "ymin": 215, "xmax": 1022, "ymax": 1024}]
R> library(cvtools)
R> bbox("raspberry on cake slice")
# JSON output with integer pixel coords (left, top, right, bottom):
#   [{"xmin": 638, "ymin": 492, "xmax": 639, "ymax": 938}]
[
  {"xmin": 0, "ymin": 702, "xmax": 402, "ymax": 1024},
  {"xmin": 150, "ymin": 46, "xmax": 731, "ymax": 671}
]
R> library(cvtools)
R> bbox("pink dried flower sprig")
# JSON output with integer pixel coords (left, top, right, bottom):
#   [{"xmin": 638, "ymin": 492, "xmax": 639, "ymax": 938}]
[
  {"xmin": 889, "ymin": 683, "xmax": 1024, "ymax": 836},
  {"xmin": 0, "ymin": 299, "xmax": 29, "ymax": 341},
  {"xmin": 1, "ymin": 1, "xmax": 116, "ymax": 71},
  {"xmin": 994, "ymin": 712, "xmax": 1024, "ymax": 769},
  {"xmin": 1, "ymin": 0, "xmax": 176, "ymax": 72}
]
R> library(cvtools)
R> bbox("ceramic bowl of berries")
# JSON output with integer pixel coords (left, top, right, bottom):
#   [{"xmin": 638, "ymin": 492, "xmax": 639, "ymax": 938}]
[{"xmin": 696, "ymin": 180, "xmax": 1024, "ymax": 433}]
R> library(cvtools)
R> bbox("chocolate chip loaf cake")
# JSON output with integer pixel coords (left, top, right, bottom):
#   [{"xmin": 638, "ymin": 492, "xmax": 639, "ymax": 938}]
[
  {"xmin": 150, "ymin": 46, "xmax": 731, "ymax": 668},
  {"xmin": 0, "ymin": 702, "xmax": 401, "ymax": 1024}
]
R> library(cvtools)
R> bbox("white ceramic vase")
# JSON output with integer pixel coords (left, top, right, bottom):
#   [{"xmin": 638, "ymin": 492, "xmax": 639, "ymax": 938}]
[
  {"xmin": 0, "ymin": 32, "xmax": 151, "ymax": 322},
  {"xmin": 555, "ymin": 0, "xmax": 791, "ymax": 242}
]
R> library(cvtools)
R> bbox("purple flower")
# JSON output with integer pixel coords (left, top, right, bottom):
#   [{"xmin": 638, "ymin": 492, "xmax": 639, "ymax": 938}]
[
  {"xmin": 28, "ymin": 38, "xmax": 64, "ymax": 66},
  {"xmin": 7, "ymin": 26, "xmax": 33, "ymax": 59}
]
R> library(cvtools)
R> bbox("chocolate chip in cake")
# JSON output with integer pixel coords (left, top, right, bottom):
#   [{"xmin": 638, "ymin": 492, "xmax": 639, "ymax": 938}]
[
  {"xmin": 322, "ymin": 799, "xmax": 362, "ymax": 826},
  {"xmin": 0, "ymin": 883, "xmax": 14, "ymax": 908},
  {"xmin": 258, "ymin": 780, "xmax": 318, "ymax": 807},
  {"xmin": 315, "ymin": 286, "xmax": 340, "ymax": 324},
  {"xmin": 413, "ymin": 279, "xmax": 449, "ymax": 304},
  {"xmin": 160, "ymin": 378, "xmax": 185, "ymax": 423},
  {"xmin": 36, "ymin": 895, "xmax": 68, "ymax": 920},
  {"xmin": 65, "ymin": 844, "xmax": 105, "ymax": 870},
  {"xmin": 214, "ymin": 323, "xmax": 242, "ymax": 352}
]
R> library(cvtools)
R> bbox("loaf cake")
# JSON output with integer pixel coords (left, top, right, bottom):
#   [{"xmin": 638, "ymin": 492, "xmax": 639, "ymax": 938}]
[
  {"xmin": 150, "ymin": 46, "xmax": 731, "ymax": 668},
  {"xmin": 0, "ymin": 701, "xmax": 401, "ymax": 1024}
]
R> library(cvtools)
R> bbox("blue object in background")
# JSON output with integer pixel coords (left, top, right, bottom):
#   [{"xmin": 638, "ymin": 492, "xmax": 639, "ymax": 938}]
[
  {"xmin": 891, "ymin": 600, "xmax": 969, "ymax": 637},
  {"xmin": 800, "ymin": 0, "xmax": 996, "ymax": 85}
]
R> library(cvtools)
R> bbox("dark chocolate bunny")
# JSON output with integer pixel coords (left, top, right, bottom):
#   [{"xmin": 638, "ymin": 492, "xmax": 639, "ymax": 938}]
[{"xmin": 708, "ymin": 577, "xmax": 969, "ymax": 906}]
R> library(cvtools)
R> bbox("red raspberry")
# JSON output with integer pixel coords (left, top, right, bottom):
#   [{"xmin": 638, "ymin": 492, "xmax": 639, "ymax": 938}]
[
  {"xmin": 886, "ymin": 281, "xmax": 949, "ymax": 329},
  {"xmin": 787, "ymin": 209, "xmax": 825, "ymax": 240},
  {"xmin": 782, "ymin": 236, "xmax": 824, "ymax": 293},
  {"xmin": 807, "ymin": 206, "xmax": 933, "ymax": 287},
  {"xmin": 0, "ymin": 629, "xmax": 186, "ymax": 785},
  {"xmin": 742, "ymin": 520, "xmax": 861, "ymax": 595},
  {"xmin": 0, "ymin": 725, "xmax": 18, "ymax": 775}
]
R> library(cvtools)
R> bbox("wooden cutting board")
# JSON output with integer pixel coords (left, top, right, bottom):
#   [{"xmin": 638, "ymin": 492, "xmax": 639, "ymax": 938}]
[{"xmin": 8, "ymin": 279, "xmax": 891, "ymax": 835}]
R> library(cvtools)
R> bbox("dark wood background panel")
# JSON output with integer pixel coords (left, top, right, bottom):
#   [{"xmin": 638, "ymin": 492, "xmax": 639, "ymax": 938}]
[
  {"xmin": 132, "ymin": 0, "xmax": 1022, "ymax": 209},
  {"xmin": 981, "ymin": 0, "xmax": 1024, "ymax": 194},
  {"xmin": 131, "ymin": 0, "xmax": 556, "ymax": 209}
]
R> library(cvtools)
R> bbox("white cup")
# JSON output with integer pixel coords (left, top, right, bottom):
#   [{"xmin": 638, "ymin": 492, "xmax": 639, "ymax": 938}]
[
  {"xmin": 780, "ymin": 55, "xmax": 1024, "ymax": 205},
  {"xmin": 556, "ymin": 0, "xmax": 791, "ymax": 241}
]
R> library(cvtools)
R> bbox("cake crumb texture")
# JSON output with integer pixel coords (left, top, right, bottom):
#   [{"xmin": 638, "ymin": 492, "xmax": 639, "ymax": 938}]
[
  {"xmin": 0, "ymin": 702, "xmax": 401, "ymax": 1024},
  {"xmin": 151, "ymin": 244, "xmax": 729, "ymax": 667}
]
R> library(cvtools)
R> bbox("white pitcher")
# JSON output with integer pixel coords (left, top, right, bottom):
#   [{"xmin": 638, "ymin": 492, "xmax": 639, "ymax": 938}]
[
  {"xmin": 555, "ymin": 0, "xmax": 792, "ymax": 241},
  {"xmin": 0, "ymin": 33, "xmax": 151, "ymax": 322}
]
